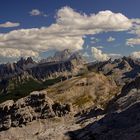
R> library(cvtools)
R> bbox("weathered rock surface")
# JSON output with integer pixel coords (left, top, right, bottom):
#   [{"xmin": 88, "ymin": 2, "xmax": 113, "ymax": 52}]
[
  {"xmin": 87, "ymin": 56, "xmax": 140, "ymax": 86},
  {"xmin": 106, "ymin": 76, "xmax": 140, "ymax": 112},
  {"xmin": 67, "ymin": 75, "xmax": 140, "ymax": 140},
  {"xmin": 0, "ymin": 91, "xmax": 72, "ymax": 131},
  {"xmin": 68, "ymin": 102, "xmax": 140, "ymax": 140}
]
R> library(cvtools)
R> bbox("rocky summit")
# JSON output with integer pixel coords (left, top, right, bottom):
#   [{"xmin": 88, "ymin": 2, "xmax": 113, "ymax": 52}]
[{"xmin": 1, "ymin": 52, "xmax": 140, "ymax": 140}]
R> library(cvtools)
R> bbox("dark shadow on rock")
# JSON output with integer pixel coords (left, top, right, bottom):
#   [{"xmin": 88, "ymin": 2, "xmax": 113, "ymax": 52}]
[
  {"xmin": 66, "ymin": 102, "xmax": 140, "ymax": 140},
  {"xmin": 106, "ymin": 76, "xmax": 140, "ymax": 112},
  {"xmin": 75, "ymin": 108, "xmax": 105, "ymax": 124}
]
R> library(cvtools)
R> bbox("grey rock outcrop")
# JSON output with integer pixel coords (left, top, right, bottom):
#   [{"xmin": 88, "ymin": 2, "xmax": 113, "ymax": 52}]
[
  {"xmin": 0, "ymin": 91, "xmax": 72, "ymax": 131},
  {"xmin": 68, "ymin": 102, "xmax": 140, "ymax": 140},
  {"xmin": 87, "ymin": 56, "xmax": 140, "ymax": 86},
  {"xmin": 105, "ymin": 76, "xmax": 140, "ymax": 112}
]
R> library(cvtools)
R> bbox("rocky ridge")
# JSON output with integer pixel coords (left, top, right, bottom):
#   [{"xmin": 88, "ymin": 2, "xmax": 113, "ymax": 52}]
[
  {"xmin": 87, "ymin": 56, "xmax": 140, "ymax": 85},
  {"xmin": 0, "ymin": 49, "xmax": 86, "ymax": 95},
  {"xmin": 0, "ymin": 49, "xmax": 85, "ymax": 80},
  {"xmin": 0, "ymin": 91, "xmax": 72, "ymax": 130}
]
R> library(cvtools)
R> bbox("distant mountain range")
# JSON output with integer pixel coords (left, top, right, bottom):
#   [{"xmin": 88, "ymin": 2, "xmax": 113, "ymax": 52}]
[
  {"xmin": 0, "ymin": 49, "xmax": 85, "ymax": 80},
  {"xmin": 88, "ymin": 56, "xmax": 140, "ymax": 85},
  {"xmin": 0, "ymin": 49, "xmax": 86, "ymax": 98}
]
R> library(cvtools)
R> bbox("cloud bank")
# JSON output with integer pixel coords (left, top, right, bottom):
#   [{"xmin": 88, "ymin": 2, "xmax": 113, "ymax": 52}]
[
  {"xmin": 0, "ymin": 48, "xmax": 39, "ymax": 58},
  {"xmin": 0, "ymin": 7, "xmax": 133, "ymax": 61}
]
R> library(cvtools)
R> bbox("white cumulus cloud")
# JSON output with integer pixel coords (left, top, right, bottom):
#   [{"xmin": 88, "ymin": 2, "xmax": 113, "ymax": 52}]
[
  {"xmin": 0, "ymin": 7, "xmax": 133, "ymax": 61},
  {"xmin": 0, "ymin": 48, "xmax": 39, "ymax": 58},
  {"xmin": 91, "ymin": 47, "xmax": 110, "ymax": 61},
  {"xmin": 130, "ymin": 51, "xmax": 140, "ymax": 59},
  {"xmin": 107, "ymin": 36, "xmax": 116, "ymax": 42},
  {"xmin": 29, "ymin": 9, "xmax": 47, "ymax": 17},
  {"xmin": 29, "ymin": 9, "xmax": 42, "ymax": 16},
  {"xmin": 126, "ymin": 38, "xmax": 140, "ymax": 46},
  {"xmin": 91, "ymin": 47, "xmax": 121, "ymax": 61},
  {"xmin": 126, "ymin": 18, "xmax": 140, "ymax": 46},
  {"xmin": 56, "ymin": 7, "xmax": 132, "ymax": 34},
  {"xmin": 0, "ymin": 22, "xmax": 20, "ymax": 28}
]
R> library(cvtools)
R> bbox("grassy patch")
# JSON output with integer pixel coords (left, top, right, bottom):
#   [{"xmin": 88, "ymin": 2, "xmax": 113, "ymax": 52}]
[{"xmin": 74, "ymin": 94, "xmax": 93, "ymax": 107}]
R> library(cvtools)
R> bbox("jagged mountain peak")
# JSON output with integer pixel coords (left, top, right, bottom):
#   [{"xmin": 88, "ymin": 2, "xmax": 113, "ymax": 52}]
[
  {"xmin": 54, "ymin": 49, "xmax": 72, "ymax": 57},
  {"xmin": 40, "ymin": 49, "xmax": 85, "ymax": 64},
  {"xmin": 17, "ymin": 57, "xmax": 36, "ymax": 66},
  {"xmin": 53, "ymin": 49, "xmax": 72, "ymax": 61}
]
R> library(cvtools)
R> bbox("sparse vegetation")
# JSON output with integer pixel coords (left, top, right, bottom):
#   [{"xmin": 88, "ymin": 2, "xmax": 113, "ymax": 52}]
[
  {"xmin": 0, "ymin": 77, "xmax": 62, "ymax": 103},
  {"xmin": 74, "ymin": 94, "xmax": 93, "ymax": 108}
]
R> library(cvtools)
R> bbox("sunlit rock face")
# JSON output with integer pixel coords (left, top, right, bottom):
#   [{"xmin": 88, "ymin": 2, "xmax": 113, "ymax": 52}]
[{"xmin": 0, "ymin": 91, "xmax": 72, "ymax": 130}]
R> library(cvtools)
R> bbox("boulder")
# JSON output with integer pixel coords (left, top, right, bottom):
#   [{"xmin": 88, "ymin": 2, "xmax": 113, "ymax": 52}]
[{"xmin": 0, "ymin": 100, "xmax": 14, "ymax": 112}]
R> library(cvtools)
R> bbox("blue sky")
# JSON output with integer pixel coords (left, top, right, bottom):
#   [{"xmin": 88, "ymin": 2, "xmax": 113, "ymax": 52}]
[{"xmin": 0, "ymin": 0, "xmax": 140, "ymax": 62}]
